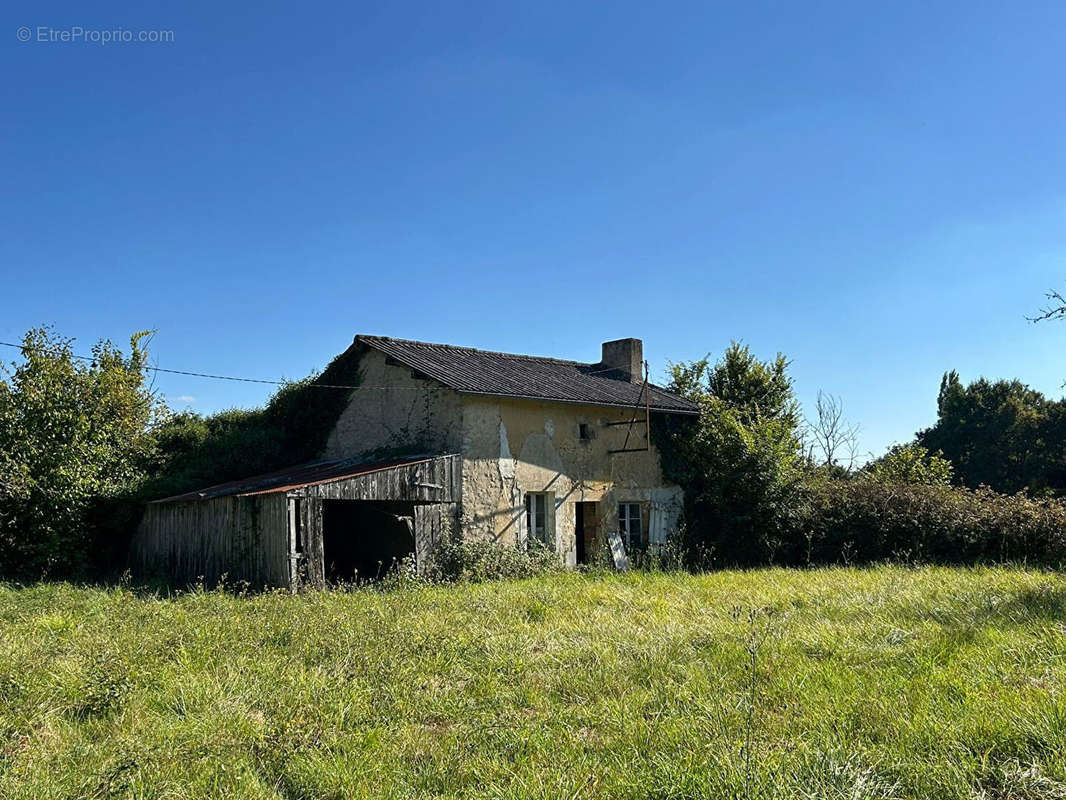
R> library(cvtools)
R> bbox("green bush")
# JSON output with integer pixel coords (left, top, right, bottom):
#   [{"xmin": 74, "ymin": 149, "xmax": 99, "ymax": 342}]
[
  {"xmin": 422, "ymin": 538, "xmax": 564, "ymax": 583},
  {"xmin": 0, "ymin": 328, "xmax": 159, "ymax": 578},
  {"xmin": 140, "ymin": 343, "xmax": 363, "ymax": 501},
  {"xmin": 864, "ymin": 442, "xmax": 954, "ymax": 486},
  {"xmin": 791, "ymin": 478, "xmax": 1066, "ymax": 567}
]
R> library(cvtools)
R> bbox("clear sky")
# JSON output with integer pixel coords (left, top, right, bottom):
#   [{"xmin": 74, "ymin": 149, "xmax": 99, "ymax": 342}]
[{"xmin": 4, "ymin": 1, "xmax": 1066, "ymax": 459}]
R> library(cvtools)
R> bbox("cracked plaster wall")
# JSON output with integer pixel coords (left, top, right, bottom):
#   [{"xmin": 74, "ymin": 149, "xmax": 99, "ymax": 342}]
[{"xmin": 460, "ymin": 396, "xmax": 682, "ymax": 565}]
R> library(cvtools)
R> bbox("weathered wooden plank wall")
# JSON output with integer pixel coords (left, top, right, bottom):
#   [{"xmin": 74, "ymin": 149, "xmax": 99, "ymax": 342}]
[
  {"xmin": 297, "ymin": 497, "xmax": 325, "ymax": 588},
  {"xmin": 133, "ymin": 456, "xmax": 461, "ymax": 590},
  {"xmin": 131, "ymin": 494, "xmax": 288, "ymax": 588},
  {"xmin": 293, "ymin": 455, "xmax": 460, "ymax": 503},
  {"xmin": 248, "ymin": 493, "xmax": 289, "ymax": 586},
  {"xmin": 413, "ymin": 502, "xmax": 459, "ymax": 569}
]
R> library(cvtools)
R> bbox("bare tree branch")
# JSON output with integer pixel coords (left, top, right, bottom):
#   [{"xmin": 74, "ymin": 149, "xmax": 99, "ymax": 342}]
[
  {"xmin": 1029, "ymin": 289, "xmax": 1066, "ymax": 323},
  {"xmin": 805, "ymin": 391, "xmax": 860, "ymax": 470}
]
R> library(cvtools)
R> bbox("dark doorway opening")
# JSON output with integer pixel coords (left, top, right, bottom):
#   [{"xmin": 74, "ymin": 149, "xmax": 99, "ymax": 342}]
[
  {"xmin": 575, "ymin": 501, "xmax": 599, "ymax": 565},
  {"xmin": 322, "ymin": 500, "xmax": 415, "ymax": 583}
]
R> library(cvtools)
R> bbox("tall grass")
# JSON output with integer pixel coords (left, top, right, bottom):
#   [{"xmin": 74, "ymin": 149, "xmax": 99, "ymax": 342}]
[{"xmin": 1, "ymin": 567, "xmax": 1064, "ymax": 798}]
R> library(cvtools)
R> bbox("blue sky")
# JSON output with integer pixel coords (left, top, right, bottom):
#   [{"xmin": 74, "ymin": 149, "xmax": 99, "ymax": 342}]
[{"xmin": 3, "ymin": 1, "xmax": 1066, "ymax": 459}]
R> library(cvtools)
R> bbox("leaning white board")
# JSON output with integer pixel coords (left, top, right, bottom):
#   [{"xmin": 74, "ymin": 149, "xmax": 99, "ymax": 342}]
[{"xmin": 608, "ymin": 531, "xmax": 630, "ymax": 571}]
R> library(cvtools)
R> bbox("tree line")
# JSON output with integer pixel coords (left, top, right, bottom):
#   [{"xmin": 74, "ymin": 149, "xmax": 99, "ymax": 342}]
[{"xmin": 653, "ymin": 343, "xmax": 1066, "ymax": 569}]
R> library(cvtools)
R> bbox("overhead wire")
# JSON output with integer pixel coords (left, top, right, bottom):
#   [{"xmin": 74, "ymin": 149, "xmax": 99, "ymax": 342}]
[{"xmin": 0, "ymin": 340, "xmax": 656, "ymax": 392}]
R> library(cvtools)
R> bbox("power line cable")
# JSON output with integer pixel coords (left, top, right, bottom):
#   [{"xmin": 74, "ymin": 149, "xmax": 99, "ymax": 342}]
[
  {"xmin": 0, "ymin": 340, "xmax": 363, "ymax": 388},
  {"xmin": 0, "ymin": 340, "xmax": 660, "ymax": 392}
]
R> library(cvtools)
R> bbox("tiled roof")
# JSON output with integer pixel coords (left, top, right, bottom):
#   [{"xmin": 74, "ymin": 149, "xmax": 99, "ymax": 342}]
[
  {"xmin": 153, "ymin": 454, "xmax": 439, "ymax": 503},
  {"xmin": 357, "ymin": 335, "xmax": 699, "ymax": 415}
]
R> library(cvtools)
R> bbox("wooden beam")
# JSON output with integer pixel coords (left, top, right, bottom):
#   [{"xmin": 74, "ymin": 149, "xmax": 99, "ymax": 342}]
[{"xmin": 299, "ymin": 497, "xmax": 325, "ymax": 588}]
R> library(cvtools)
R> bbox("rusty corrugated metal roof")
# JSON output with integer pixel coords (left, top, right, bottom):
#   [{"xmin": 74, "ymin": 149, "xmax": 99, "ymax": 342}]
[
  {"xmin": 357, "ymin": 335, "xmax": 699, "ymax": 414},
  {"xmin": 152, "ymin": 454, "xmax": 440, "ymax": 503}
]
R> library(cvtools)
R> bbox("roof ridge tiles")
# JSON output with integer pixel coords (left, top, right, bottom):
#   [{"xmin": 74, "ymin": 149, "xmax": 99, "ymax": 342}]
[{"xmin": 357, "ymin": 334, "xmax": 590, "ymax": 367}]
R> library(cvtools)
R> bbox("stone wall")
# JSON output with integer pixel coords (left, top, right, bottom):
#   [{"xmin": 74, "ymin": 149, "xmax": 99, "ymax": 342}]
[{"xmin": 322, "ymin": 348, "xmax": 464, "ymax": 459}]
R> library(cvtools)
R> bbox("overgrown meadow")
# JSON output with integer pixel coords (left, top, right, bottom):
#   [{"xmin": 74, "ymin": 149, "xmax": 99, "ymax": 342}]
[{"xmin": 2, "ymin": 567, "xmax": 1064, "ymax": 799}]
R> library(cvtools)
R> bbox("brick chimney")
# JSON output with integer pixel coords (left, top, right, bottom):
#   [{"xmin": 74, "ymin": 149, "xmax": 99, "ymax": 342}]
[{"xmin": 601, "ymin": 338, "xmax": 643, "ymax": 383}]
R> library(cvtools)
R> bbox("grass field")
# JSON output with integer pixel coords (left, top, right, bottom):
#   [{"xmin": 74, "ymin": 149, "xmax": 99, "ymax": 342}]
[{"xmin": 1, "ymin": 567, "xmax": 1065, "ymax": 799}]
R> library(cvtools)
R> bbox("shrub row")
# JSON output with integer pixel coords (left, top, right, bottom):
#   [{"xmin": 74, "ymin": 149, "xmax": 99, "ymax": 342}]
[
  {"xmin": 782, "ymin": 479, "xmax": 1066, "ymax": 568},
  {"xmin": 418, "ymin": 479, "xmax": 1066, "ymax": 581}
]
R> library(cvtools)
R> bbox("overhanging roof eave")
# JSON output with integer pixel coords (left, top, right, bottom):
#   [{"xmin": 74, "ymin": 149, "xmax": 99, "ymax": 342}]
[{"xmin": 455, "ymin": 389, "xmax": 700, "ymax": 415}]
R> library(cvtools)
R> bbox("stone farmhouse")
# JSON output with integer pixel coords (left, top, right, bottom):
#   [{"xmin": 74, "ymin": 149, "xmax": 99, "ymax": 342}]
[{"xmin": 132, "ymin": 335, "xmax": 698, "ymax": 587}]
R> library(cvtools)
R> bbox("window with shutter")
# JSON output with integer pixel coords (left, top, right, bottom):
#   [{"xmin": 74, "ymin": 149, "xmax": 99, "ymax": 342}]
[
  {"xmin": 618, "ymin": 503, "xmax": 644, "ymax": 551},
  {"xmin": 525, "ymin": 492, "xmax": 552, "ymax": 545}
]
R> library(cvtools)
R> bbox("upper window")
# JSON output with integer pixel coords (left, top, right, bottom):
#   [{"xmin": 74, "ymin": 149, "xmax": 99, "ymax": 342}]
[
  {"xmin": 526, "ymin": 492, "xmax": 552, "ymax": 544},
  {"xmin": 579, "ymin": 423, "xmax": 592, "ymax": 441},
  {"xmin": 618, "ymin": 503, "xmax": 644, "ymax": 551}
]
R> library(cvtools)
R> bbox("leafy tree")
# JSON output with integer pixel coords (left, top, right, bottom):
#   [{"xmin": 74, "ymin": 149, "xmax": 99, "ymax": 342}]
[
  {"xmin": 705, "ymin": 344, "xmax": 799, "ymax": 427},
  {"xmin": 655, "ymin": 343, "xmax": 806, "ymax": 566},
  {"xmin": 0, "ymin": 328, "xmax": 159, "ymax": 577},
  {"xmin": 864, "ymin": 443, "xmax": 954, "ymax": 486},
  {"xmin": 917, "ymin": 371, "xmax": 1066, "ymax": 495}
]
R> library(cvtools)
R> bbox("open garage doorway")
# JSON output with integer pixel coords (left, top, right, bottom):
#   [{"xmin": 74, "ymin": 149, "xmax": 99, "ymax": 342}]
[{"xmin": 321, "ymin": 500, "xmax": 415, "ymax": 583}]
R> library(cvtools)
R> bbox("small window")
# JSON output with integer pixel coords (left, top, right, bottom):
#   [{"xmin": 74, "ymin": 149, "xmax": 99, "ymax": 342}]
[
  {"xmin": 525, "ymin": 492, "xmax": 551, "ymax": 544},
  {"xmin": 579, "ymin": 423, "xmax": 591, "ymax": 441},
  {"xmin": 618, "ymin": 503, "xmax": 644, "ymax": 551}
]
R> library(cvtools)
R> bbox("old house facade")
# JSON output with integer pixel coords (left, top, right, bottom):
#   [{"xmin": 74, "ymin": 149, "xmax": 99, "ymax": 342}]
[{"xmin": 132, "ymin": 335, "xmax": 698, "ymax": 587}]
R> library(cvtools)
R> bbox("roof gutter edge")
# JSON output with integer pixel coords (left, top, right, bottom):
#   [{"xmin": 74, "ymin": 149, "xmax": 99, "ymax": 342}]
[{"xmin": 455, "ymin": 389, "xmax": 700, "ymax": 415}]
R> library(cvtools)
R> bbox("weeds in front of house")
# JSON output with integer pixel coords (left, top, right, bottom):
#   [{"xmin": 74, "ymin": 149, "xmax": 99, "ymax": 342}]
[
  {"xmin": 419, "ymin": 537, "xmax": 565, "ymax": 583},
  {"xmin": 1, "ymin": 567, "xmax": 1065, "ymax": 799}
]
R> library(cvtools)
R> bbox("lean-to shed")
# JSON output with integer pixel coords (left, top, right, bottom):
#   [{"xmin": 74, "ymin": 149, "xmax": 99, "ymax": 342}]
[{"xmin": 132, "ymin": 454, "xmax": 460, "ymax": 588}]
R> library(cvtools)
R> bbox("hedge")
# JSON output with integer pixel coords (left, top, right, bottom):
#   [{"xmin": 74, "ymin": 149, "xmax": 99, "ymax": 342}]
[{"xmin": 787, "ymin": 479, "xmax": 1066, "ymax": 568}]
